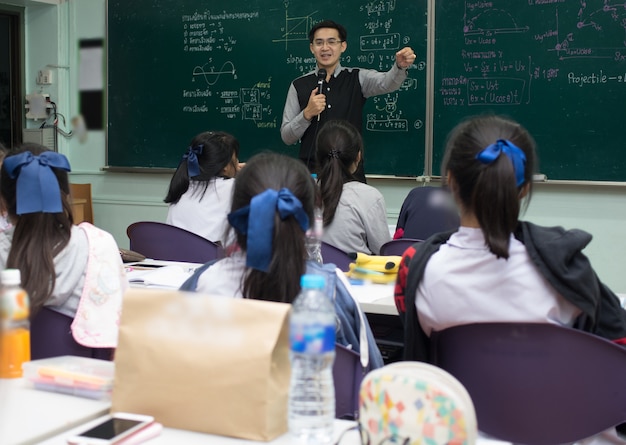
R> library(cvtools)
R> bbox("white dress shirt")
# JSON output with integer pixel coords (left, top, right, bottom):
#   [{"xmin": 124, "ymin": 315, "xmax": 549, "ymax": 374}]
[{"xmin": 416, "ymin": 226, "xmax": 581, "ymax": 336}]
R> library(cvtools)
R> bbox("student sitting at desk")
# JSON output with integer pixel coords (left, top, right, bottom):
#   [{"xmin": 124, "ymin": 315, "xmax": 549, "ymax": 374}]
[
  {"xmin": 165, "ymin": 131, "xmax": 241, "ymax": 244},
  {"xmin": 316, "ymin": 120, "xmax": 390, "ymax": 255},
  {"xmin": 181, "ymin": 151, "xmax": 384, "ymax": 369},
  {"xmin": 0, "ymin": 143, "xmax": 127, "ymax": 356},
  {"xmin": 394, "ymin": 114, "xmax": 626, "ymax": 364}
]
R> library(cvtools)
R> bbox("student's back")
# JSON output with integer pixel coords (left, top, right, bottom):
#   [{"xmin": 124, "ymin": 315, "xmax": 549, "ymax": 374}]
[
  {"xmin": 316, "ymin": 120, "xmax": 390, "ymax": 254},
  {"xmin": 0, "ymin": 143, "xmax": 127, "ymax": 357},
  {"xmin": 164, "ymin": 131, "xmax": 240, "ymax": 243},
  {"xmin": 184, "ymin": 151, "xmax": 384, "ymax": 369},
  {"xmin": 394, "ymin": 115, "xmax": 626, "ymax": 362}
]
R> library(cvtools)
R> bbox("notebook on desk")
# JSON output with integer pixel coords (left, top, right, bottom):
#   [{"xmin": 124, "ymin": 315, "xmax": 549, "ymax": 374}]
[{"xmin": 126, "ymin": 264, "xmax": 197, "ymax": 289}]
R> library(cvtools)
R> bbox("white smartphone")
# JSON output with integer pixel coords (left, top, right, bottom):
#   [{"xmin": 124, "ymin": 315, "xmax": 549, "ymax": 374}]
[{"xmin": 66, "ymin": 412, "xmax": 154, "ymax": 445}]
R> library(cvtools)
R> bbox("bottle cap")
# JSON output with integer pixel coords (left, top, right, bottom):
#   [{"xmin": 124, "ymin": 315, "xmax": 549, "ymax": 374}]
[
  {"xmin": 1, "ymin": 269, "xmax": 21, "ymax": 286},
  {"xmin": 300, "ymin": 274, "xmax": 325, "ymax": 289}
]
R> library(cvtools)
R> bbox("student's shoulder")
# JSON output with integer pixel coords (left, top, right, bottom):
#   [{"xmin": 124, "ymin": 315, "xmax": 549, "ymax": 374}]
[{"xmin": 344, "ymin": 181, "xmax": 384, "ymax": 199}]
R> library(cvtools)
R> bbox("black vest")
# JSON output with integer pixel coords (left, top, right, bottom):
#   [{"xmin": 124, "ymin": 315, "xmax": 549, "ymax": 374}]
[{"xmin": 293, "ymin": 68, "xmax": 366, "ymax": 170}]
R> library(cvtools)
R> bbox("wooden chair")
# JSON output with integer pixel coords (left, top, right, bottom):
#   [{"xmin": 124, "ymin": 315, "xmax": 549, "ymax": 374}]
[
  {"xmin": 69, "ymin": 183, "xmax": 94, "ymax": 224},
  {"xmin": 430, "ymin": 322, "xmax": 626, "ymax": 444},
  {"xmin": 126, "ymin": 221, "xmax": 224, "ymax": 263}
]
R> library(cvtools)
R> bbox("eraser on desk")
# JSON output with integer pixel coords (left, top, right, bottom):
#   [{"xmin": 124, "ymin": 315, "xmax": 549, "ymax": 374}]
[{"xmin": 116, "ymin": 422, "xmax": 163, "ymax": 445}]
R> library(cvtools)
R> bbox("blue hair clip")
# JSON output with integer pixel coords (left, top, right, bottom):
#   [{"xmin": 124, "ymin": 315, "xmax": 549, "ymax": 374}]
[
  {"xmin": 475, "ymin": 139, "xmax": 527, "ymax": 187},
  {"xmin": 228, "ymin": 188, "xmax": 309, "ymax": 272},
  {"xmin": 183, "ymin": 144, "xmax": 204, "ymax": 177},
  {"xmin": 3, "ymin": 151, "xmax": 71, "ymax": 215}
]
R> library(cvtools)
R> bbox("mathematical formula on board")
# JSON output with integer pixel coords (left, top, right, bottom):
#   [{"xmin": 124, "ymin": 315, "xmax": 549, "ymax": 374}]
[
  {"xmin": 438, "ymin": 0, "xmax": 626, "ymax": 109},
  {"xmin": 178, "ymin": 4, "xmax": 424, "ymax": 134}
]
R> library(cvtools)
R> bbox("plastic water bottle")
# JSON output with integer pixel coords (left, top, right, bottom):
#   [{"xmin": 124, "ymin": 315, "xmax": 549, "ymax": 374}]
[
  {"xmin": 0, "ymin": 269, "xmax": 30, "ymax": 378},
  {"xmin": 305, "ymin": 206, "xmax": 324, "ymax": 264},
  {"xmin": 288, "ymin": 274, "xmax": 336, "ymax": 444}
]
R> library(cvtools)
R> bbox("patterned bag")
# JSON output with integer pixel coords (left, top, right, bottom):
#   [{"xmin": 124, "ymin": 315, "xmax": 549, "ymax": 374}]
[{"xmin": 357, "ymin": 361, "xmax": 478, "ymax": 445}]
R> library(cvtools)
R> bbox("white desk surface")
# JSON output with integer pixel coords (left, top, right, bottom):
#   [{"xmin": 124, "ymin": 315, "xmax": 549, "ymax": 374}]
[
  {"xmin": 39, "ymin": 414, "xmax": 511, "ymax": 445},
  {"xmin": 0, "ymin": 378, "xmax": 110, "ymax": 445},
  {"xmin": 126, "ymin": 260, "xmax": 399, "ymax": 316}
]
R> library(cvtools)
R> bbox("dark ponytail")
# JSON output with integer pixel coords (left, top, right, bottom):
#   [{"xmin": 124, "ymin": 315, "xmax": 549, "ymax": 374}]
[
  {"xmin": 442, "ymin": 115, "xmax": 536, "ymax": 259},
  {"xmin": 230, "ymin": 152, "xmax": 314, "ymax": 303},
  {"xmin": 315, "ymin": 120, "xmax": 362, "ymax": 226},
  {"xmin": 164, "ymin": 131, "xmax": 239, "ymax": 204}
]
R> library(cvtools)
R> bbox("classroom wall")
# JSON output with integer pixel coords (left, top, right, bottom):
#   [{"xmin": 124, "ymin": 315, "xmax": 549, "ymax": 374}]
[{"xmin": 10, "ymin": 0, "xmax": 626, "ymax": 293}]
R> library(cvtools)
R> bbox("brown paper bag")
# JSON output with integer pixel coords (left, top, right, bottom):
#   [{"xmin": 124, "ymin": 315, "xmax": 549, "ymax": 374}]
[{"xmin": 111, "ymin": 288, "xmax": 291, "ymax": 441}]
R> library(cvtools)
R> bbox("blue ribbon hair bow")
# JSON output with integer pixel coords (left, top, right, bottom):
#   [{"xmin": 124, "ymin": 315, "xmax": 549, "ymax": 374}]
[
  {"xmin": 3, "ymin": 151, "xmax": 72, "ymax": 215},
  {"xmin": 183, "ymin": 144, "xmax": 203, "ymax": 177},
  {"xmin": 475, "ymin": 139, "xmax": 527, "ymax": 187},
  {"xmin": 228, "ymin": 188, "xmax": 310, "ymax": 272}
]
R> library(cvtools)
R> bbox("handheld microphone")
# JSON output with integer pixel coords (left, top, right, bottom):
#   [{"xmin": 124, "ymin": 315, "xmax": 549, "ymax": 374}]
[{"xmin": 317, "ymin": 69, "xmax": 327, "ymax": 121}]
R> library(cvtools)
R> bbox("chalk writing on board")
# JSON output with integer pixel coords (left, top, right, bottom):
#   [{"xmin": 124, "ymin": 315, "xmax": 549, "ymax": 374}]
[
  {"xmin": 438, "ymin": 1, "xmax": 626, "ymax": 111},
  {"xmin": 192, "ymin": 61, "xmax": 237, "ymax": 85},
  {"xmin": 272, "ymin": 6, "xmax": 318, "ymax": 50}
]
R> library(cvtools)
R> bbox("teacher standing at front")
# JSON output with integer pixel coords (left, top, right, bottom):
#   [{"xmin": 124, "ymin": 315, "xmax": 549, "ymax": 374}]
[{"xmin": 280, "ymin": 19, "xmax": 416, "ymax": 182}]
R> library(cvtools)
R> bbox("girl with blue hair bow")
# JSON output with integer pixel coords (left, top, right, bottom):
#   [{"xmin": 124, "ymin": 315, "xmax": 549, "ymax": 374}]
[
  {"xmin": 181, "ymin": 151, "xmax": 384, "ymax": 370},
  {"xmin": 0, "ymin": 143, "xmax": 127, "ymax": 359},
  {"xmin": 164, "ymin": 131, "xmax": 241, "ymax": 244},
  {"xmin": 394, "ymin": 114, "xmax": 626, "ymax": 366}
]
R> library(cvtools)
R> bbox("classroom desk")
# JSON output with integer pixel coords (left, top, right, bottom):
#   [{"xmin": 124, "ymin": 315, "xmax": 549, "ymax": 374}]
[
  {"xmin": 39, "ymin": 414, "xmax": 512, "ymax": 445},
  {"xmin": 126, "ymin": 260, "xmax": 399, "ymax": 316},
  {"xmin": 38, "ymin": 415, "xmax": 358, "ymax": 444},
  {"xmin": 0, "ymin": 378, "xmax": 110, "ymax": 445}
]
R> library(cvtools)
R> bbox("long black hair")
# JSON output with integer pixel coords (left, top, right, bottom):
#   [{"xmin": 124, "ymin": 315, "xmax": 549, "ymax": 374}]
[
  {"xmin": 230, "ymin": 152, "xmax": 314, "ymax": 303},
  {"xmin": 442, "ymin": 114, "xmax": 537, "ymax": 259},
  {"xmin": 315, "ymin": 119, "xmax": 362, "ymax": 226},
  {"xmin": 1, "ymin": 143, "xmax": 73, "ymax": 316},
  {"xmin": 164, "ymin": 131, "xmax": 239, "ymax": 204}
]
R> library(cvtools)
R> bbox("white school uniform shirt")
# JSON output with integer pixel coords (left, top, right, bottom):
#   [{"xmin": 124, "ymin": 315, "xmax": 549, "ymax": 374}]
[
  {"xmin": 196, "ymin": 251, "xmax": 247, "ymax": 298},
  {"xmin": 416, "ymin": 226, "xmax": 581, "ymax": 336},
  {"xmin": 166, "ymin": 177, "xmax": 234, "ymax": 243}
]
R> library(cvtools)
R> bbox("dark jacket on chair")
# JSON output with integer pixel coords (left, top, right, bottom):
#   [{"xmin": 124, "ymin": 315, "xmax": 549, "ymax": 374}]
[{"xmin": 397, "ymin": 221, "xmax": 626, "ymax": 362}]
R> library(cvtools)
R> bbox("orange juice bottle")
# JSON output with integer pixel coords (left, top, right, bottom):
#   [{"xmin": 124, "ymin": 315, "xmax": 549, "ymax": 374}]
[{"xmin": 0, "ymin": 269, "xmax": 30, "ymax": 378}]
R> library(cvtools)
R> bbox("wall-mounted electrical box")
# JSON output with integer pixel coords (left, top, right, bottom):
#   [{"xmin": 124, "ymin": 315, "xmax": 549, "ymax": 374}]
[
  {"xmin": 23, "ymin": 127, "xmax": 56, "ymax": 151},
  {"xmin": 25, "ymin": 93, "xmax": 53, "ymax": 120}
]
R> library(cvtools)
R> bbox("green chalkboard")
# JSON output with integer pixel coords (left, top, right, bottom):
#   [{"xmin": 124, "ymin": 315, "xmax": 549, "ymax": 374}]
[
  {"xmin": 106, "ymin": 0, "xmax": 427, "ymax": 176},
  {"xmin": 433, "ymin": 1, "xmax": 626, "ymax": 181}
]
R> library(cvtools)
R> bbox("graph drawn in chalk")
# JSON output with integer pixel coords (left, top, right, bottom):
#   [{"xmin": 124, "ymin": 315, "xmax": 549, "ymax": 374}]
[
  {"xmin": 272, "ymin": 4, "xmax": 318, "ymax": 49},
  {"xmin": 192, "ymin": 61, "xmax": 237, "ymax": 85},
  {"xmin": 464, "ymin": 6, "xmax": 529, "ymax": 36},
  {"xmin": 553, "ymin": 1, "xmax": 626, "ymax": 60}
]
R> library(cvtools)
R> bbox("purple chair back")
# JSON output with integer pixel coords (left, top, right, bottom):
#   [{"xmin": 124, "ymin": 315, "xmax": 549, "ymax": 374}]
[
  {"xmin": 127, "ymin": 221, "xmax": 224, "ymax": 263},
  {"xmin": 321, "ymin": 242, "xmax": 352, "ymax": 272},
  {"xmin": 31, "ymin": 307, "xmax": 113, "ymax": 360},
  {"xmin": 333, "ymin": 343, "xmax": 366, "ymax": 420},
  {"xmin": 379, "ymin": 238, "xmax": 422, "ymax": 256},
  {"xmin": 430, "ymin": 322, "xmax": 626, "ymax": 445}
]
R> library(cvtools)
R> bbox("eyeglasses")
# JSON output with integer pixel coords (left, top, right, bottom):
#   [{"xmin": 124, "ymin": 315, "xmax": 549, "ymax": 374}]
[{"xmin": 312, "ymin": 38, "xmax": 344, "ymax": 48}]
